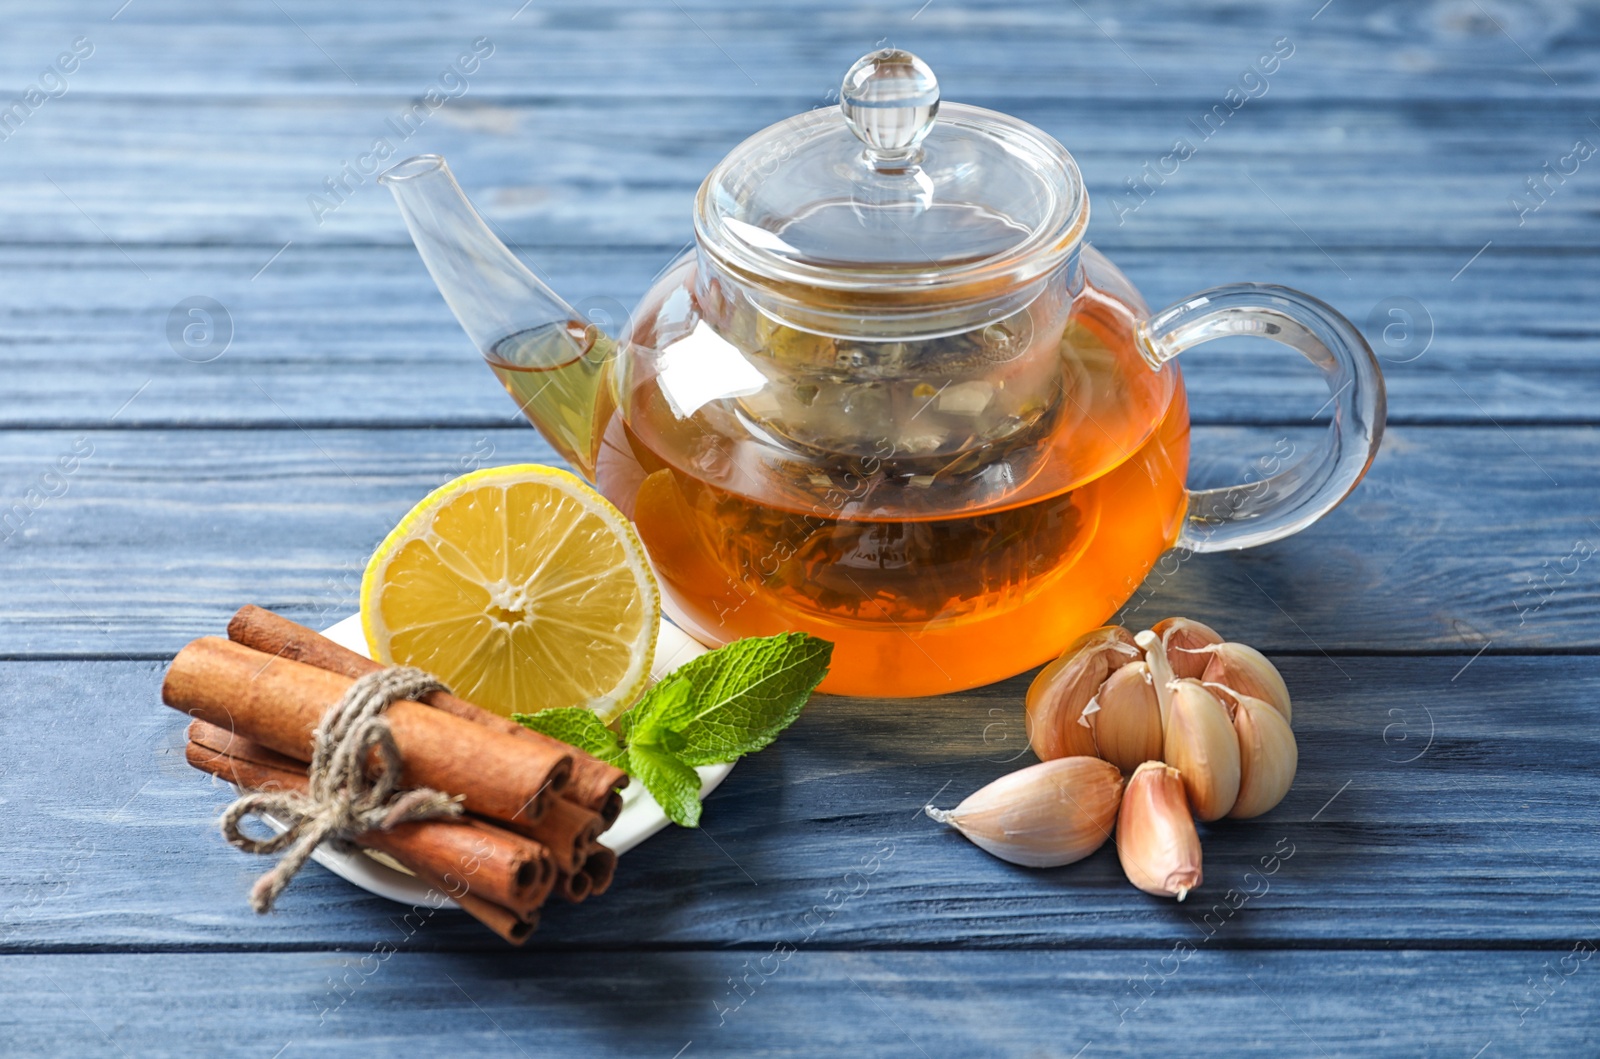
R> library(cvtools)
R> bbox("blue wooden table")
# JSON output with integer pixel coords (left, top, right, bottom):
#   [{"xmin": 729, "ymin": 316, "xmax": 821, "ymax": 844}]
[{"xmin": 3, "ymin": 1, "xmax": 1598, "ymax": 1054}]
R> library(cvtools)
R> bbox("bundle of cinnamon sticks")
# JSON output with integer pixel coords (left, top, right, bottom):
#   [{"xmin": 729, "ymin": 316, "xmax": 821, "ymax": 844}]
[{"xmin": 162, "ymin": 605, "xmax": 629, "ymax": 945}]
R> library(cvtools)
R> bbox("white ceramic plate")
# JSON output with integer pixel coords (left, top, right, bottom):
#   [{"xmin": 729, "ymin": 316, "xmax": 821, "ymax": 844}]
[{"xmin": 276, "ymin": 614, "xmax": 731, "ymax": 907}]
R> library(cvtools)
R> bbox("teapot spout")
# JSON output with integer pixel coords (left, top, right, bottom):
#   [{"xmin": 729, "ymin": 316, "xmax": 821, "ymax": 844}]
[{"xmin": 381, "ymin": 154, "xmax": 606, "ymax": 478}]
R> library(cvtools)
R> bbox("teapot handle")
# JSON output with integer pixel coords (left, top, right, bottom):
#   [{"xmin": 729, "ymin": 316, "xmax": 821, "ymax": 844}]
[{"xmin": 1139, "ymin": 283, "xmax": 1386, "ymax": 553}]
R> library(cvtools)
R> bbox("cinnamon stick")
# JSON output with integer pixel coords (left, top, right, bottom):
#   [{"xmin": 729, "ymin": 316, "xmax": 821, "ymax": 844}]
[
  {"xmin": 405, "ymin": 862, "xmax": 535, "ymax": 946},
  {"xmin": 554, "ymin": 845, "xmax": 617, "ymax": 904},
  {"xmin": 576, "ymin": 780, "xmax": 624, "ymax": 831},
  {"xmin": 186, "ymin": 742, "xmax": 534, "ymax": 944},
  {"xmin": 554, "ymin": 867, "xmax": 591, "ymax": 903},
  {"xmin": 185, "ymin": 736, "xmax": 302, "ymax": 792},
  {"xmin": 186, "ymin": 718, "xmax": 303, "ymax": 772},
  {"xmin": 494, "ymin": 792, "xmax": 605, "ymax": 874},
  {"xmin": 165, "ymin": 637, "xmax": 565, "ymax": 826},
  {"xmin": 579, "ymin": 845, "xmax": 617, "ymax": 898},
  {"xmin": 594, "ymin": 788, "xmax": 624, "ymax": 829},
  {"xmin": 228, "ymin": 606, "xmax": 626, "ymax": 812},
  {"xmin": 185, "ymin": 732, "xmax": 555, "ymax": 914},
  {"xmin": 460, "ymin": 819, "xmax": 556, "ymax": 908}
]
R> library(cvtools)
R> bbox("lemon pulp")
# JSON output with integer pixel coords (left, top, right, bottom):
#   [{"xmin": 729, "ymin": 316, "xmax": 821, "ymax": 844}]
[{"xmin": 361, "ymin": 464, "xmax": 659, "ymax": 722}]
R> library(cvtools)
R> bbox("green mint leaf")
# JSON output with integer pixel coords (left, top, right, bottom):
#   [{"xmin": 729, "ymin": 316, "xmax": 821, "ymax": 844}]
[
  {"xmin": 621, "ymin": 675, "xmax": 693, "ymax": 749},
  {"xmin": 642, "ymin": 632, "xmax": 833, "ymax": 767},
  {"xmin": 627, "ymin": 745, "xmax": 703, "ymax": 828},
  {"xmin": 512, "ymin": 707, "xmax": 626, "ymax": 767}
]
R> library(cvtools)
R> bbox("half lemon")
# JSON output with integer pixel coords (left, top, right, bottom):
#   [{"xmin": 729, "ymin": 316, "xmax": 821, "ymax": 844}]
[{"xmin": 361, "ymin": 464, "xmax": 659, "ymax": 722}]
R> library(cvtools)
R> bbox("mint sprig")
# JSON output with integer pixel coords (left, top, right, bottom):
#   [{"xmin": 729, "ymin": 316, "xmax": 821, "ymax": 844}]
[{"xmin": 515, "ymin": 632, "xmax": 833, "ymax": 827}]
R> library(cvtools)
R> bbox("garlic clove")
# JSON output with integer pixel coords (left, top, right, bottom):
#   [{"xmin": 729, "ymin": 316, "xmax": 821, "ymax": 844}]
[
  {"xmin": 1026, "ymin": 626, "xmax": 1140, "ymax": 761},
  {"xmin": 1090, "ymin": 660, "xmax": 1163, "ymax": 774},
  {"xmin": 1201, "ymin": 642, "xmax": 1292, "ymax": 725},
  {"xmin": 926, "ymin": 757, "xmax": 1124, "ymax": 868},
  {"xmin": 1162, "ymin": 679, "xmax": 1241, "ymax": 821},
  {"xmin": 1117, "ymin": 761, "xmax": 1203, "ymax": 900},
  {"xmin": 1134, "ymin": 629, "xmax": 1176, "ymax": 730},
  {"xmin": 1152, "ymin": 617, "xmax": 1224, "ymax": 679},
  {"xmin": 1229, "ymin": 694, "xmax": 1299, "ymax": 819}
]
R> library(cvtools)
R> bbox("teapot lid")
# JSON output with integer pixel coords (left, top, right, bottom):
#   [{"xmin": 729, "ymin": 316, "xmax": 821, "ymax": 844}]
[{"xmin": 694, "ymin": 49, "xmax": 1088, "ymax": 332}]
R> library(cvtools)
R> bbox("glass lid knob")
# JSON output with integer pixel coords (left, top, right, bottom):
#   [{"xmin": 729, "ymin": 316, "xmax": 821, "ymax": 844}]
[{"xmin": 840, "ymin": 49, "xmax": 940, "ymax": 165}]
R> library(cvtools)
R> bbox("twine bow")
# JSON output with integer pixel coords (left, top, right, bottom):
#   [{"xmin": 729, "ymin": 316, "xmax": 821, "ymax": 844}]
[{"xmin": 219, "ymin": 666, "xmax": 463, "ymax": 913}]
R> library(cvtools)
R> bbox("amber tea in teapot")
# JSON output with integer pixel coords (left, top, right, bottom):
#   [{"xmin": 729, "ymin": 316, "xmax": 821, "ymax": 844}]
[{"xmin": 387, "ymin": 49, "xmax": 1385, "ymax": 697}]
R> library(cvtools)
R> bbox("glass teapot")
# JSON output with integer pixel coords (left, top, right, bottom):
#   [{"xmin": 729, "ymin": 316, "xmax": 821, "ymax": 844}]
[{"xmin": 381, "ymin": 49, "xmax": 1384, "ymax": 698}]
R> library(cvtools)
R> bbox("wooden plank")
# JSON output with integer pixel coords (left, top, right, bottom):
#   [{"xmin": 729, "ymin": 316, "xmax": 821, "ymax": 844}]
[
  {"xmin": 2, "ymin": 949, "xmax": 1596, "ymax": 1056},
  {"xmin": 0, "ymin": 95, "xmax": 1593, "ymax": 249},
  {"xmin": 2, "ymin": 654, "xmax": 1596, "ymax": 949},
  {"xmin": 4, "ymin": 0, "xmax": 1596, "ymax": 99},
  {"xmin": 0, "ymin": 425, "xmax": 1588, "ymax": 655},
  {"xmin": 0, "ymin": 244, "xmax": 1584, "ymax": 429}
]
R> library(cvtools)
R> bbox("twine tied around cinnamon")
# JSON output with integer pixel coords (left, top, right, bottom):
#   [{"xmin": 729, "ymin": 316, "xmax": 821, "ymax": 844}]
[{"xmin": 219, "ymin": 666, "xmax": 464, "ymax": 913}]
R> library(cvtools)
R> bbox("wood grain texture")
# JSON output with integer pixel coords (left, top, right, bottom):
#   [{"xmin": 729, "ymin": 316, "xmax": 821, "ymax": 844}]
[
  {"xmin": 2, "ymin": 949, "xmax": 1596, "ymax": 1057},
  {"xmin": 0, "ymin": 96, "xmax": 1593, "ymax": 249},
  {"xmin": 4, "ymin": 0, "xmax": 1596, "ymax": 99},
  {"xmin": 0, "ymin": 245, "xmax": 1587, "ymax": 428},
  {"xmin": 2, "ymin": 655, "xmax": 1596, "ymax": 950},
  {"xmin": 0, "ymin": 425, "xmax": 1585, "ymax": 655}
]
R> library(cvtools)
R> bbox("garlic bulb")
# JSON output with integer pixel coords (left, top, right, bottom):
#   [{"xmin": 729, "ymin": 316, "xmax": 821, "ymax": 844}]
[
  {"xmin": 1230, "ymin": 694, "xmax": 1298, "ymax": 818},
  {"xmin": 1026, "ymin": 626, "xmax": 1139, "ymax": 761},
  {"xmin": 926, "ymin": 757, "xmax": 1124, "ymax": 868},
  {"xmin": 1162, "ymin": 680, "xmax": 1242, "ymax": 821},
  {"xmin": 1117, "ymin": 762, "xmax": 1203, "ymax": 900},
  {"xmin": 950, "ymin": 618, "xmax": 1297, "ymax": 897}
]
